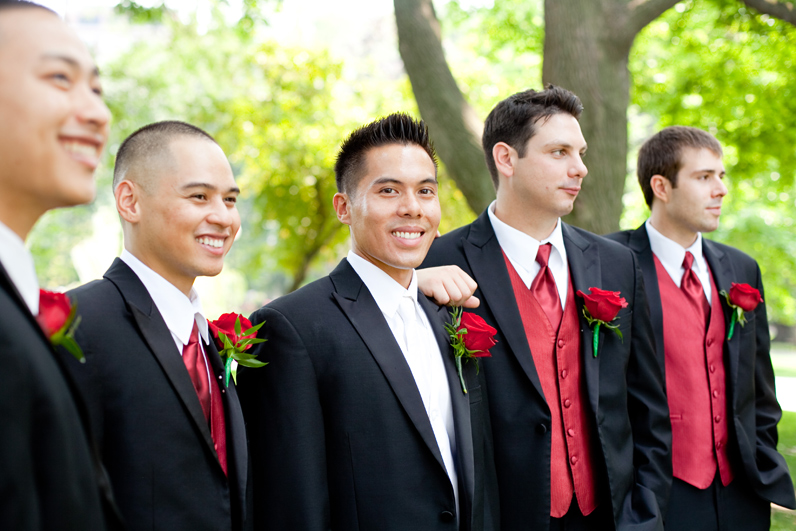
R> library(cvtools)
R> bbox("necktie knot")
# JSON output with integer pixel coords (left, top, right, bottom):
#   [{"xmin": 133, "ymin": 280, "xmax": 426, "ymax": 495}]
[
  {"xmin": 187, "ymin": 321, "xmax": 200, "ymax": 347},
  {"xmin": 682, "ymin": 251, "xmax": 694, "ymax": 271},
  {"xmin": 536, "ymin": 243, "xmax": 552, "ymax": 268}
]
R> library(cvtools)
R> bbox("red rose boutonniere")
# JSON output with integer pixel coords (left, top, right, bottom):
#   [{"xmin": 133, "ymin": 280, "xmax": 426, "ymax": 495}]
[
  {"xmin": 720, "ymin": 283, "xmax": 763, "ymax": 340},
  {"xmin": 36, "ymin": 289, "xmax": 84, "ymax": 363},
  {"xmin": 208, "ymin": 313, "xmax": 267, "ymax": 386},
  {"xmin": 444, "ymin": 306, "xmax": 497, "ymax": 394},
  {"xmin": 576, "ymin": 287, "xmax": 628, "ymax": 358}
]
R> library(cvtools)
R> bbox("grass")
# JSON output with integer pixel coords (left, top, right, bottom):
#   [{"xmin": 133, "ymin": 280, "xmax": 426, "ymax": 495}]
[{"xmin": 772, "ymin": 411, "xmax": 796, "ymax": 529}]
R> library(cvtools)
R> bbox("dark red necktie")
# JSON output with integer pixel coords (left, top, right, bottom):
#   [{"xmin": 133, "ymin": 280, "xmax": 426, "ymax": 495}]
[
  {"xmin": 681, "ymin": 251, "xmax": 710, "ymax": 322},
  {"xmin": 183, "ymin": 322, "xmax": 211, "ymax": 421},
  {"xmin": 183, "ymin": 322, "xmax": 227, "ymax": 475},
  {"xmin": 532, "ymin": 243, "xmax": 563, "ymax": 330}
]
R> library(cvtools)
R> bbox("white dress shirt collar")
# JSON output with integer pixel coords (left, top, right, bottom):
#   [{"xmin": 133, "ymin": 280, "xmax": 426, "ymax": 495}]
[
  {"xmin": 487, "ymin": 201, "xmax": 568, "ymax": 307},
  {"xmin": 120, "ymin": 249, "xmax": 209, "ymax": 347},
  {"xmin": 645, "ymin": 220, "xmax": 712, "ymax": 302},
  {"xmin": 346, "ymin": 250, "xmax": 419, "ymax": 319},
  {"xmin": 0, "ymin": 220, "xmax": 40, "ymax": 315}
]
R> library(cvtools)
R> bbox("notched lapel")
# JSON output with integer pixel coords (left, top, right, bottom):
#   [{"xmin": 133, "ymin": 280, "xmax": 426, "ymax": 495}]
[
  {"xmin": 563, "ymin": 224, "xmax": 601, "ymax": 414},
  {"xmin": 462, "ymin": 214, "xmax": 546, "ymax": 403},
  {"xmin": 330, "ymin": 260, "xmax": 448, "ymax": 473},
  {"xmin": 630, "ymin": 224, "xmax": 666, "ymax": 373},
  {"xmin": 106, "ymin": 260, "xmax": 216, "ymax": 456},
  {"xmin": 703, "ymin": 240, "xmax": 739, "ymax": 390}
]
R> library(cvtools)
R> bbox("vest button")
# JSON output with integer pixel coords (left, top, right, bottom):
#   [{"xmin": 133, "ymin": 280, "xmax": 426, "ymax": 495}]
[
  {"xmin": 560, "ymin": 369, "xmax": 568, "ymax": 379},
  {"xmin": 716, "ymin": 441, "xmax": 722, "ymax": 450},
  {"xmin": 709, "ymin": 364, "xmax": 716, "ymax": 373},
  {"xmin": 557, "ymin": 339, "xmax": 565, "ymax": 348},
  {"xmin": 567, "ymin": 428, "xmax": 575, "ymax": 437},
  {"xmin": 570, "ymin": 455, "xmax": 578, "ymax": 465},
  {"xmin": 713, "ymin": 390, "xmax": 719, "ymax": 398},
  {"xmin": 537, "ymin": 423, "xmax": 548, "ymax": 434},
  {"xmin": 440, "ymin": 510, "xmax": 455, "ymax": 522},
  {"xmin": 563, "ymin": 399, "xmax": 572, "ymax": 408},
  {"xmin": 707, "ymin": 338, "xmax": 714, "ymax": 346},
  {"xmin": 714, "ymin": 415, "xmax": 721, "ymax": 423}
]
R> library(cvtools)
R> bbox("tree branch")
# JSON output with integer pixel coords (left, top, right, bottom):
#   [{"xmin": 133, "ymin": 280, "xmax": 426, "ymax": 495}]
[
  {"xmin": 623, "ymin": 0, "xmax": 680, "ymax": 38},
  {"xmin": 739, "ymin": 0, "xmax": 796, "ymax": 26}
]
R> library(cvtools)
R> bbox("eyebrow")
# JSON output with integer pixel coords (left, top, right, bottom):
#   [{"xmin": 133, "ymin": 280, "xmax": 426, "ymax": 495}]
[
  {"xmin": 181, "ymin": 182, "xmax": 241, "ymax": 194},
  {"xmin": 41, "ymin": 53, "xmax": 100, "ymax": 77},
  {"xmin": 543, "ymin": 140, "xmax": 588, "ymax": 152},
  {"xmin": 372, "ymin": 176, "xmax": 438, "ymax": 186},
  {"xmin": 690, "ymin": 168, "xmax": 725, "ymax": 175}
]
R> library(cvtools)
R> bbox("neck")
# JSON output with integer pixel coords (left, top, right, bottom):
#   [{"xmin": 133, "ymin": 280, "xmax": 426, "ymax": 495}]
[
  {"xmin": 0, "ymin": 200, "xmax": 46, "ymax": 242},
  {"xmin": 649, "ymin": 209, "xmax": 698, "ymax": 249},
  {"xmin": 123, "ymin": 243, "xmax": 195, "ymax": 297},
  {"xmin": 494, "ymin": 198, "xmax": 557, "ymax": 241}
]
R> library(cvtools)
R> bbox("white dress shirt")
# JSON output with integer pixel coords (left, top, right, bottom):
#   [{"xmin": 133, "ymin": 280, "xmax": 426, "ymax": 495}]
[
  {"xmin": 347, "ymin": 251, "xmax": 460, "ymax": 510},
  {"xmin": 646, "ymin": 220, "xmax": 712, "ymax": 305},
  {"xmin": 487, "ymin": 201, "xmax": 569, "ymax": 309},
  {"xmin": 120, "ymin": 250, "xmax": 215, "ymax": 386},
  {"xmin": 0, "ymin": 220, "xmax": 40, "ymax": 315}
]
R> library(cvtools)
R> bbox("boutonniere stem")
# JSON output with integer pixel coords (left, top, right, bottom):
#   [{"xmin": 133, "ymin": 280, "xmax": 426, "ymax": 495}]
[
  {"xmin": 209, "ymin": 313, "xmax": 267, "ymax": 386},
  {"xmin": 721, "ymin": 283, "xmax": 763, "ymax": 340},
  {"xmin": 576, "ymin": 287, "xmax": 627, "ymax": 358},
  {"xmin": 37, "ymin": 289, "xmax": 84, "ymax": 363},
  {"xmin": 444, "ymin": 306, "xmax": 497, "ymax": 394}
]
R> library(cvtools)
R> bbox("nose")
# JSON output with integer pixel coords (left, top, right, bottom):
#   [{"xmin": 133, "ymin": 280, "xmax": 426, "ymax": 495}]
[
  {"xmin": 75, "ymin": 84, "xmax": 111, "ymax": 137},
  {"xmin": 207, "ymin": 196, "xmax": 237, "ymax": 229},
  {"xmin": 569, "ymin": 154, "xmax": 588, "ymax": 179},
  {"xmin": 714, "ymin": 176, "xmax": 728, "ymax": 197},
  {"xmin": 398, "ymin": 191, "xmax": 423, "ymax": 218}
]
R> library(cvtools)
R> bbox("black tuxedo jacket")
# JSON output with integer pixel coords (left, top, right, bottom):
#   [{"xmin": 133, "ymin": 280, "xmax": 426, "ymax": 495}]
[
  {"xmin": 62, "ymin": 258, "xmax": 250, "ymax": 531},
  {"xmin": 0, "ymin": 262, "xmax": 122, "ymax": 531},
  {"xmin": 422, "ymin": 211, "xmax": 672, "ymax": 531},
  {"xmin": 236, "ymin": 259, "xmax": 499, "ymax": 531},
  {"xmin": 607, "ymin": 223, "xmax": 796, "ymax": 510}
]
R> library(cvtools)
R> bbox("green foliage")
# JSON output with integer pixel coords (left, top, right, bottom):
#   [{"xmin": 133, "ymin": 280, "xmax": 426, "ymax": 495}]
[
  {"xmin": 630, "ymin": 0, "xmax": 796, "ymax": 324},
  {"xmin": 773, "ymin": 410, "xmax": 796, "ymax": 529},
  {"xmin": 28, "ymin": 205, "xmax": 95, "ymax": 288}
]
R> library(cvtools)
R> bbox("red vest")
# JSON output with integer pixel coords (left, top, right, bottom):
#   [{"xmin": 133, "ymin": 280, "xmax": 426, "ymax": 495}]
[
  {"xmin": 655, "ymin": 255, "xmax": 734, "ymax": 488},
  {"xmin": 504, "ymin": 253, "xmax": 600, "ymax": 517}
]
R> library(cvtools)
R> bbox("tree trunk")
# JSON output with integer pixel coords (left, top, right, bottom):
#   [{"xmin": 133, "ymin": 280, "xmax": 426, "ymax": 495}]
[{"xmin": 393, "ymin": 0, "xmax": 495, "ymax": 214}]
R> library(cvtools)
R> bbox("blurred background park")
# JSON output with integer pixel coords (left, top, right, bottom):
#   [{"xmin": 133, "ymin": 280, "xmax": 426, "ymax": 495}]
[{"xmin": 33, "ymin": 0, "xmax": 796, "ymax": 525}]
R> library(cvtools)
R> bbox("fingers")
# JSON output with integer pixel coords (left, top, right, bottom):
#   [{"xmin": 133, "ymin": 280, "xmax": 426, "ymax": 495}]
[
  {"xmin": 417, "ymin": 266, "xmax": 478, "ymax": 307},
  {"xmin": 462, "ymin": 295, "xmax": 481, "ymax": 309}
]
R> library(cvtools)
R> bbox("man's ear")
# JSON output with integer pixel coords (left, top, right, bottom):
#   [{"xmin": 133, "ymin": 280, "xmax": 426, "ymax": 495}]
[
  {"xmin": 650, "ymin": 174, "xmax": 671, "ymax": 204},
  {"xmin": 333, "ymin": 192, "xmax": 352, "ymax": 226},
  {"xmin": 492, "ymin": 142, "xmax": 516, "ymax": 181},
  {"xmin": 115, "ymin": 180, "xmax": 141, "ymax": 224}
]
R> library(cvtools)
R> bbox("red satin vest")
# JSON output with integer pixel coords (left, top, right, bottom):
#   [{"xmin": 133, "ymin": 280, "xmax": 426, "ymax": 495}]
[
  {"xmin": 655, "ymin": 255, "xmax": 734, "ymax": 488},
  {"xmin": 504, "ymin": 253, "xmax": 601, "ymax": 517},
  {"xmin": 211, "ymin": 374, "xmax": 228, "ymax": 476}
]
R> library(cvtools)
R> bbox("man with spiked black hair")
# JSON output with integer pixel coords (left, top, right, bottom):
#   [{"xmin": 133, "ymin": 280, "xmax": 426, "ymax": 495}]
[{"xmin": 237, "ymin": 112, "xmax": 499, "ymax": 531}]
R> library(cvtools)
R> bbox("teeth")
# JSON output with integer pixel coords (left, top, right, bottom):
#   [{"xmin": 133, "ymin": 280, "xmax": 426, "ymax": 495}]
[
  {"xmin": 63, "ymin": 141, "xmax": 97, "ymax": 158},
  {"xmin": 196, "ymin": 237, "xmax": 224, "ymax": 248},
  {"xmin": 392, "ymin": 231, "xmax": 422, "ymax": 240}
]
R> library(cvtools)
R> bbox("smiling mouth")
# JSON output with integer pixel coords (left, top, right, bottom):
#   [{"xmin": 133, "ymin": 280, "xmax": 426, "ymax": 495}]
[
  {"xmin": 196, "ymin": 237, "xmax": 224, "ymax": 248},
  {"xmin": 392, "ymin": 231, "xmax": 423, "ymax": 240}
]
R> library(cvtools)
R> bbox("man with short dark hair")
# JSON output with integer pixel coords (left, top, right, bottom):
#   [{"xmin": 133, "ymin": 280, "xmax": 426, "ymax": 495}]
[
  {"xmin": 607, "ymin": 126, "xmax": 796, "ymax": 529},
  {"xmin": 0, "ymin": 2, "xmax": 121, "ymax": 529},
  {"xmin": 423, "ymin": 85, "xmax": 671, "ymax": 531},
  {"xmin": 237, "ymin": 113, "xmax": 499, "ymax": 531},
  {"xmin": 62, "ymin": 120, "xmax": 251, "ymax": 530}
]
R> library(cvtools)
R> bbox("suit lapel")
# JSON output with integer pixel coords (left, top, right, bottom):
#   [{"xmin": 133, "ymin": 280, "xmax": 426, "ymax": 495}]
[
  {"xmin": 104, "ymin": 259, "xmax": 216, "ymax": 457},
  {"xmin": 702, "ymin": 239, "xmax": 739, "ymax": 390},
  {"xmin": 562, "ymin": 223, "xmax": 601, "ymax": 414},
  {"xmin": 0, "ymin": 261, "xmax": 49, "ymax": 345},
  {"xmin": 462, "ymin": 211, "xmax": 546, "ymax": 403},
  {"xmin": 629, "ymin": 224, "xmax": 666, "ymax": 374},
  {"xmin": 205, "ymin": 338, "xmax": 248, "ymax": 518},
  {"xmin": 419, "ymin": 295, "xmax": 475, "ymax": 521},
  {"xmin": 330, "ymin": 260, "xmax": 447, "ymax": 473}
]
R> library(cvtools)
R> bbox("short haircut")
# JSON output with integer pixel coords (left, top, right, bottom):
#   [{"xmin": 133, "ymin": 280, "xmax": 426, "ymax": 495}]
[
  {"xmin": 636, "ymin": 126, "xmax": 723, "ymax": 207},
  {"xmin": 334, "ymin": 113, "xmax": 437, "ymax": 194},
  {"xmin": 482, "ymin": 84, "xmax": 583, "ymax": 189},
  {"xmin": 113, "ymin": 120, "xmax": 218, "ymax": 190},
  {"xmin": 0, "ymin": 0, "xmax": 54, "ymax": 13}
]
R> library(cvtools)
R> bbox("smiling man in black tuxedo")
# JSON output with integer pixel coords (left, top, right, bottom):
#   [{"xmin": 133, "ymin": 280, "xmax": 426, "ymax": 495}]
[
  {"xmin": 422, "ymin": 85, "xmax": 672, "ymax": 531},
  {"xmin": 62, "ymin": 121, "xmax": 251, "ymax": 530},
  {"xmin": 607, "ymin": 126, "xmax": 795, "ymax": 530},
  {"xmin": 237, "ymin": 113, "xmax": 498, "ymax": 531},
  {"xmin": 0, "ymin": 2, "xmax": 121, "ymax": 529}
]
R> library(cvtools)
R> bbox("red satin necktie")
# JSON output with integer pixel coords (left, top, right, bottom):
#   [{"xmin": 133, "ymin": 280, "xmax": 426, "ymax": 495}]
[
  {"xmin": 681, "ymin": 251, "xmax": 710, "ymax": 323},
  {"xmin": 532, "ymin": 243, "xmax": 563, "ymax": 330},
  {"xmin": 183, "ymin": 322, "xmax": 211, "ymax": 421}
]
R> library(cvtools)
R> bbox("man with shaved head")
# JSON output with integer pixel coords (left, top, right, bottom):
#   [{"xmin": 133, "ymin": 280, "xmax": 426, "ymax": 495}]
[
  {"xmin": 62, "ymin": 120, "xmax": 251, "ymax": 530},
  {"xmin": 0, "ymin": 1, "xmax": 121, "ymax": 529}
]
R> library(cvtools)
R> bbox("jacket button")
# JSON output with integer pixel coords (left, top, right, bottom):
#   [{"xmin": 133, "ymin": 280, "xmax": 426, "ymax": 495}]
[
  {"xmin": 440, "ymin": 510, "xmax": 455, "ymax": 522},
  {"xmin": 537, "ymin": 423, "xmax": 548, "ymax": 434}
]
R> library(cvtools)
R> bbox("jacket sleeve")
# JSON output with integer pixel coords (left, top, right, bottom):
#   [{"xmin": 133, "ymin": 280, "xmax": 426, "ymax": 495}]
[{"xmin": 236, "ymin": 306, "xmax": 330, "ymax": 530}]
